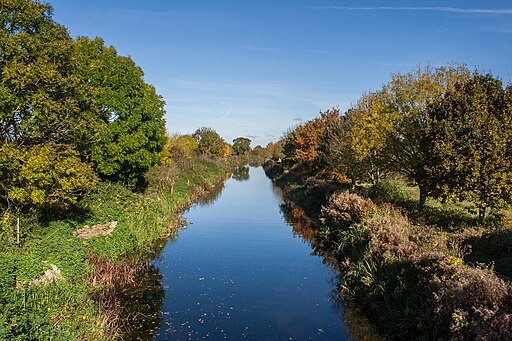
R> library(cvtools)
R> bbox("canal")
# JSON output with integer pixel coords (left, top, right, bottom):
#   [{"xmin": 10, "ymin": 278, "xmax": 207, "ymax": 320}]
[{"xmin": 150, "ymin": 166, "xmax": 359, "ymax": 340}]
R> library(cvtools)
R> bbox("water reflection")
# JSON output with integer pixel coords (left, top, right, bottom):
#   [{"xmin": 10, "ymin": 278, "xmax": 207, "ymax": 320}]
[
  {"xmin": 195, "ymin": 178, "xmax": 227, "ymax": 208},
  {"xmin": 103, "ymin": 263, "xmax": 165, "ymax": 340},
  {"xmin": 279, "ymin": 200, "xmax": 317, "ymax": 246},
  {"xmin": 147, "ymin": 167, "xmax": 379, "ymax": 340},
  {"xmin": 278, "ymin": 198, "xmax": 381, "ymax": 341},
  {"xmin": 231, "ymin": 165, "xmax": 250, "ymax": 181}
]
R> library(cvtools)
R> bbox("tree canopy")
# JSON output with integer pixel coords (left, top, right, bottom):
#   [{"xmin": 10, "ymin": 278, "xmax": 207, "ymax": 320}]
[
  {"xmin": 283, "ymin": 108, "xmax": 341, "ymax": 171},
  {"xmin": 193, "ymin": 127, "xmax": 225, "ymax": 158},
  {"xmin": 232, "ymin": 137, "xmax": 251, "ymax": 155},
  {"xmin": 427, "ymin": 73, "xmax": 512, "ymax": 220},
  {"xmin": 282, "ymin": 65, "xmax": 512, "ymax": 219},
  {"xmin": 0, "ymin": 0, "xmax": 167, "ymax": 212},
  {"xmin": 74, "ymin": 37, "xmax": 166, "ymax": 185}
]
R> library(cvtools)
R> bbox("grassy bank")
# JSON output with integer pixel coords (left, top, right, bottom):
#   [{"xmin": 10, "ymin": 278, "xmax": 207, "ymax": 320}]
[
  {"xmin": 0, "ymin": 157, "xmax": 229, "ymax": 340},
  {"xmin": 264, "ymin": 161, "xmax": 512, "ymax": 340}
]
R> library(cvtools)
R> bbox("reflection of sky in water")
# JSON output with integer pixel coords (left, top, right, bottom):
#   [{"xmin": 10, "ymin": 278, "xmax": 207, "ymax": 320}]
[{"xmin": 152, "ymin": 167, "xmax": 349, "ymax": 340}]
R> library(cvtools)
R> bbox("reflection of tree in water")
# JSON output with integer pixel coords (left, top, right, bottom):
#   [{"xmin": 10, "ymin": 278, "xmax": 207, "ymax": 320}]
[
  {"xmin": 280, "ymin": 199, "xmax": 380, "ymax": 340},
  {"xmin": 232, "ymin": 165, "xmax": 250, "ymax": 181},
  {"xmin": 94, "ymin": 262, "xmax": 165, "ymax": 340},
  {"xmin": 195, "ymin": 180, "xmax": 226, "ymax": 208},
  {"xmin": 126, "ymin": 265, "xmax": 165, "ymax": 340},
  {"xmin": 280, "ymin": 200, "xmax": 317, "ymax": 246}
]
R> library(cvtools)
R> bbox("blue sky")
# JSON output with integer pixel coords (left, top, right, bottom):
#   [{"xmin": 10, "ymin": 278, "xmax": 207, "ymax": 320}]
[{"xmin": 49, "ymin": 0, "xmax": 512, "ymax": 147}]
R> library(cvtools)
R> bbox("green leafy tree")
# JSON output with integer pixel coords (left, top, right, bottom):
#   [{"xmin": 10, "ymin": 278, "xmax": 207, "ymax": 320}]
[
  {"xmin": 73, "ymin": 37, "xmax": 166, "ymax": 185},
  {"xmin": 322, "ymin": 111, "xmax": 365, "ymax": 184},
  {"xmin": 0, "ymin": 0, "xmax": 98, "ymax": 150},
  {"xmin": 427, "ymin": 73, "xmax": 512, "ymax": 221},
  {"xmin": 380, "ymin": 65, "xmax": 470, "ymax": 211},
  {"xmin": 193, "ymin": 127, "xmax": 225, "ymax": 157},
  {"xmin": 232, "ymin": 137, "xmax": 251, "ymax": 155},
  {"xmin": 0, "ymin": 0, "xmax": 100, "ymax": 225}
]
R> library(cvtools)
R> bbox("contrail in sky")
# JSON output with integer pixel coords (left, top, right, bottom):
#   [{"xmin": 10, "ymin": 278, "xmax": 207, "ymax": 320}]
[{"xmin": 312, "ymin": 6, "xmax": 512, "ymax": 15}]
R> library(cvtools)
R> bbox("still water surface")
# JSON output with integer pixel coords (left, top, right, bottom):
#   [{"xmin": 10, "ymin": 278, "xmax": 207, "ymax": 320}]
[{"xmin": 152, "ymin": 167, "xmax": 351, "ymax": 340}]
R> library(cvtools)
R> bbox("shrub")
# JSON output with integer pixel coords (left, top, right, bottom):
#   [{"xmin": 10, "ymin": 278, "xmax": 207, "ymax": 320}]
[
  {"xmin": 433, "ymin": 264, "xmax": 512, "ymax": 339},
  {"xmin": 366, "ymin": 207, "xmax": 418, "ymax": 260},
  {"xmin": 320, "ymin": 191, "xmax": 375, "ymax": 227},
  {"xmin": 304, "ymin": 177, "xmax": 334, "ymax": 204}
]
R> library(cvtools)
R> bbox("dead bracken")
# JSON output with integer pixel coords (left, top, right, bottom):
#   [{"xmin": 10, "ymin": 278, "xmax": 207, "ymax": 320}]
[{"xmin": 73, "ymin": 221, "xmax": 118, "ymax": 239}]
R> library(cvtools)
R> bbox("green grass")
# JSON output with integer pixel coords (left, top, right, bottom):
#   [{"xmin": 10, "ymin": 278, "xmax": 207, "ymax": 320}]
[{"xmin": 0, "ymin": 157, "xmax": 229, "ymax": 340}]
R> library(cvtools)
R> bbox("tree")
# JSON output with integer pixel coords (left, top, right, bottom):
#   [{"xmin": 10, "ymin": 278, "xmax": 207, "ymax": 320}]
[
  {"xmin": 322, "ymin": 93, "xmax": 394, "ymax": 185},
  {"xmin": 380, "ymin": 65, "xmax": 470, "ymax": 211},
  {"xmin": 223, "ymin": 142, "xmax": 233, "ymax": 158},
  {"xmin": 283, "ymin": 108, "xmax": 341, "ymax": 171},
  {"xmin": 427, "ymin": 73, "xmax": 512, "ymax": 221},
  {"xmin": 232, "ymin": 137, "xmax": 251, "ymax": 155},
  {"xmin": 193, "ymin": 127, "xmax": 225, "ymax": 157},
  {"xmin": 168, "ymin": 134, "xmax": 198, "ymax": 160},
  {"xmin": 0, "ymin": 142, "xmax": 97, "ymax": 241},
  {"xmin": 0, "ymin": 0, "xmax": 101, "ymax": 226},
  {"xmin": 322, "ymin": 111, "xmax": 364, "ymax": 184},
  {"xmin": 0, "ymin": 0, "xmax": 99, "ymax": 150},
  {"xmin": 73, "ymin": 37, "xmax": 167, "ymax": 185},
  {"xmin": 265, "ymin": 140, "xmax": 285, "ymax": 161}
]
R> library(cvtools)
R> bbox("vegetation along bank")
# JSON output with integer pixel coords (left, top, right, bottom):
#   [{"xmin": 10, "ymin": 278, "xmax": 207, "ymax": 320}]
[
  {"xmin": 0, "ymin": 1, "xmax": 246, "ymax": 339},
  {"xmin": 265, "ymin": 64, "xmax": 512, "ymax": 340}
]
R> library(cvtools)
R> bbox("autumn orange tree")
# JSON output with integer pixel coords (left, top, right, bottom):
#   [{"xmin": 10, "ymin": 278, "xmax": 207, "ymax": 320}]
[{"xmin": 283, "ymin": 108, "xmax": 341, "ymax": 171}]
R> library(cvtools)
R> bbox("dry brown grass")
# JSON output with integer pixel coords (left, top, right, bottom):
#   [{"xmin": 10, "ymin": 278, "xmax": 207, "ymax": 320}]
[{"xmin": 85, "ymin": 253, "xmax": 159, "ymax": 340}]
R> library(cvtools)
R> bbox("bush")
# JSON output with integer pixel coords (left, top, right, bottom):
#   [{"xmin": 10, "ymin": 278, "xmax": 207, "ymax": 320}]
[
  {"xmin": 320, "ymin": 191, "xmax": 375, "ymax": 227},
  {"xmin": 366, "ymin": 207, "xmax": 418, "ymax": 260},
  {"xmin": 433, "ymin": 264, "xmax": 512, "ymax": 339}
]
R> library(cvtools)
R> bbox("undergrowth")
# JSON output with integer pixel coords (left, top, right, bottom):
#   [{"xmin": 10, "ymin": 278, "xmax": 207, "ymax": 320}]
[
  {"xmin": 264, "ymin": 160, "xmax": 512, "ymax": 340},
  {"xmin": 0, "ymin": 157, "xmax": 229, "ymax": 339}
]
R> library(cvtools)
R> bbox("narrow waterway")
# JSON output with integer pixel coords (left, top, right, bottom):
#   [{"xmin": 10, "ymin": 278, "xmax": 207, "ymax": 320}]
[{"xmin": 151, "ymin": 167, "xmax": 354, "ymax": 340}]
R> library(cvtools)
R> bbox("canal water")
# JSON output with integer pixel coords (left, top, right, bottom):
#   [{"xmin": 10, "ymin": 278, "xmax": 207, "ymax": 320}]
[{"xmin": 151, "ymin": 167, "xmax": 353, "ymax": 340}]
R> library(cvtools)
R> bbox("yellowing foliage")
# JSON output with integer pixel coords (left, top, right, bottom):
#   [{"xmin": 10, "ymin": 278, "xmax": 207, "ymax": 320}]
[
  {"xmin": 0, "ymin": 143, "xmax": 98, "ymax": 211},
  {"xmin": 168, "ymin": 134, "xmax": 198, "ymax": 160},
  {"xmin": 223, "ymin": 143, "xmax": 234, "ymax": 159},
  {"xmin": 349, "ymin": 91, "xmax": 398, "ymax": 163}
]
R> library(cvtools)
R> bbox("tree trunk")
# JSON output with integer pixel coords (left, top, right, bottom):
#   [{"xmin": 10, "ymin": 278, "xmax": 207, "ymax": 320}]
[
  {"xmin": 478, "ymin": 206, "xmax": 487, "ymax": 223},
  {"xmin": 418, "ymin": 186, "xmax": 427, "ymax": 215},
  {"xmin": 16, "ymin": 216, "xmax": 20, "ymax": 244}
]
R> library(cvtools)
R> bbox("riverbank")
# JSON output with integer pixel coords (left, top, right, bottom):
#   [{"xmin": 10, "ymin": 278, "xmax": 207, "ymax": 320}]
[
  {"xmin": 0, "ymin": 157, "xmax": 230, "ymax": 340},
  {"xmin": 264, "ymin": 160, "xmax": 512, "ymax": 340}
]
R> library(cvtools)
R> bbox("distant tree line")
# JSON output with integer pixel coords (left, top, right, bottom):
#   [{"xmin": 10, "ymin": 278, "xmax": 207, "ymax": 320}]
[
  {"xmin": 164, "ymin": 128, "xmax": 253, "ymax": 161},
  {"xmin": 282, "ymin": 65, "xmax": 512, "ymax": 220}
]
